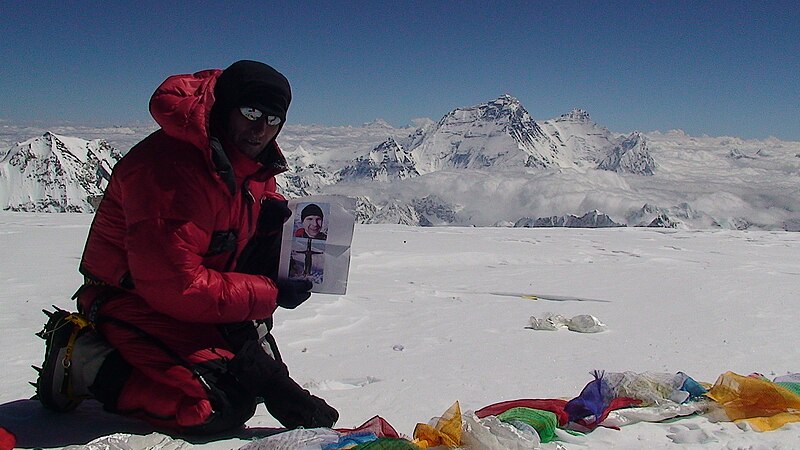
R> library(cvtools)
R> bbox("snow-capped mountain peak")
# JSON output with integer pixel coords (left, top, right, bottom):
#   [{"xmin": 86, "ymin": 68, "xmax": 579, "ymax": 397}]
[
  {"xmin": 557, "ymin": 108, "xmax": 592, "ymax": 123},
  {"xmin": 397, "ymin": 95, "xmax": 564, "ymax": 173},
  {"xmin": 0, "ymin": 132, "xmax": 122, "ymax": 212},
  {"xmin": 597, "ymin": 131, "xmax": 656, "ymax": 175},
  {"xmin": 541, "ymin": 109, "xmax": 617, "ymax": 165},
  {"xmin": 338, "ymin": 137, "xmax": 419, "ymax": 182}
]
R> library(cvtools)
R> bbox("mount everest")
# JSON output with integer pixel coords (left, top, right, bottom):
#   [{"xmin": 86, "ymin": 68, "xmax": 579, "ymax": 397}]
[{"xmin": 1, "ymin": 95, "xmax": 798, "ymax": 230}]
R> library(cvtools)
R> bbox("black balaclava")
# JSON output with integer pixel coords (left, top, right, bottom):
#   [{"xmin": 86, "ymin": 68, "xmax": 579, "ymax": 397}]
[{"xmin": 209, "ymin": 60, "xmax": 292, "ymax": 143}]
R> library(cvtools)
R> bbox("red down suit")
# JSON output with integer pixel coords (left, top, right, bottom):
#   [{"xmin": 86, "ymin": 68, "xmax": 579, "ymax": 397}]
[{"xmin": 77, "ymin": 68, "xmax": 287, "ymax": 429}]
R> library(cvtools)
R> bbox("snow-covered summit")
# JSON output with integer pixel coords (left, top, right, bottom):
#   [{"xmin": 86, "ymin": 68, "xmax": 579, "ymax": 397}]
[
  {"xmin": 361, "ymin": 119, "xmax": 395, "ymax": 129},
  {"xmin": 0, "ymin": 132, "xmax": 122, "ymax": 212},
  {"xmin": 338, "ymin": 137, "xmax": 419, "ymax": 182},
  {"xmin": 541, "ymin": 109, "xmax": 619, "ymax": 166},
  {"xmin": 558, "ymin": 108, "xmax": 592, "ymax": 123},
  {"xmin": 400, "ymin": 95, "xmax": 564, "ymax": 173},
  {"xmin": 597, "ymin": 131, "xmax": 656, "ymax": 176}
]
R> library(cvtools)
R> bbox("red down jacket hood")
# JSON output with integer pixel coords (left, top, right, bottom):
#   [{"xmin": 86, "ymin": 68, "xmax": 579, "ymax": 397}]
[{"xmin": 149, "ymin": 69, "xmax": 222, "ymax": 152}]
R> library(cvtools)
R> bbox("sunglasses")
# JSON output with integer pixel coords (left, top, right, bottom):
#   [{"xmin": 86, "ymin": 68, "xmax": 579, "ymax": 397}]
[{"xmin": 239, "ymin": 107, "xmax": 282, "ymax": 126}]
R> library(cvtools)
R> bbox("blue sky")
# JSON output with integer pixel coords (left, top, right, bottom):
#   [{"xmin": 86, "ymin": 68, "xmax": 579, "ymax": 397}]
[{"xmin": 1, "ymin": 1, "xmax": 798, "ymax": 140}]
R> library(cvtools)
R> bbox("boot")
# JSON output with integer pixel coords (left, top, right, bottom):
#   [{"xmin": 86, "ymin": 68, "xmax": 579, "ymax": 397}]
[
  {"xmin": 35, "ymin": 308, "xmax": 113, "ymax": 411},
  {"xmin": 228, "ymin": 339, "xmax": 339, "ymax": 428}
]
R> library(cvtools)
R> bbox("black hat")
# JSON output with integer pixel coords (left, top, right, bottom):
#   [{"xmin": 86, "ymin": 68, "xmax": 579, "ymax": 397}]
[
  {"xmin": 301, "ymin": 204, "xmax": 324, "ymax": 220},
  {"xmin": 210, "ymin": 60, "xmax": 291, "ymax": 134}
]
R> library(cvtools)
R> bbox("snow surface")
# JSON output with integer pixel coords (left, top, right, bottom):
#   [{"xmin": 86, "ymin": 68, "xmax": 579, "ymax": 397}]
[{"xmin": 2, "ymin": 212, "xmax": 800, "ymax": 448}]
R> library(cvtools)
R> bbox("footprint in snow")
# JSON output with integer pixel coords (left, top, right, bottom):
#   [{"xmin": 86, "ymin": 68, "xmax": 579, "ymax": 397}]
[{"xmin": 303, "ymin": 376, "xmax": 381, "ymax": 391}]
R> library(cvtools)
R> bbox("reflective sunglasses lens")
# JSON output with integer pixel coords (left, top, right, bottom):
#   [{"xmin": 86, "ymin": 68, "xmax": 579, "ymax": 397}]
[
  {"xmin": 239, "ymin": 107, "xmax": 263, "ymax": 121},
  {"xmin": 266, "ymin": 115, "xmax": 282, "ymax": 126}
]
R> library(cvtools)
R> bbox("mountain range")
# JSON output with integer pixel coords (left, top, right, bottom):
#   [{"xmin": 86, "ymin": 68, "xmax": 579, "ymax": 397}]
[{"xmin": 2, "ymin": 96, "xmax": 799, "ymax": 230}]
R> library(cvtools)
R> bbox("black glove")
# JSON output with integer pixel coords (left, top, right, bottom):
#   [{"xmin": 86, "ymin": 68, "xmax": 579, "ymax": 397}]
[
  {"xmin": 310, "ymin": 395, "xmax": 340, "ymax": 428},
  {"xmin": 258, "ymin": 198, "xmax": 292, "ymax": 233},
  {"xmin": 275, "ymin": 279, "xmax": 313, "ymax": 309},
  {"xmin": 262, "ymin": 375, "xmax": 339, "ymax": 429}
]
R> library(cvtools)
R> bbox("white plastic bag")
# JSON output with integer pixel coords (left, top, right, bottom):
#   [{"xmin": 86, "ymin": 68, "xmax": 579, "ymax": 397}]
[
  {"xmin": 527, "ymin": 312, "xmax": 567, "ymax": 331},
  {"xmin": 237, "ymin": 428, "xmax": 342, "ymax": 450},
  {"xmin": 461, "ymin": 412, "xmax": 540, "ymax": 450},
  {"xmin": 527, "ymin": 313, "xmax": 606, "ymax": 333},
  {"xmin": 566, "ymin": 315, "xmax": 607, "ymax": 333},
  {"xmin": 63, "ymin": 433, "xmax": 191, "ymax": 450}
]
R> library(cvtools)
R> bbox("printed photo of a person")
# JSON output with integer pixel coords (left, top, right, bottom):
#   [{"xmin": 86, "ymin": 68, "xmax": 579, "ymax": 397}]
[{"xmin": 294, "ymin": 203, "xmax": 328, "ymax": 240}]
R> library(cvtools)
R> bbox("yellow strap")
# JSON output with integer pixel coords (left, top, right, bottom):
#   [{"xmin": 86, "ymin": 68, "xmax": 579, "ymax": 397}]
[
  {"xmin": 83, "ymin": 276, "xmax": 112, "ymax": 287},
  {"xmin": 67, "ymin": 313, "xmax": 93, "ymax": 329},
  {"xmin": 61, "ymin": 313, "xmax": 93, "ymax": 367},
  {"xmin": 60, "ymin": 313, "xmax": 94, "ymax": 400}
]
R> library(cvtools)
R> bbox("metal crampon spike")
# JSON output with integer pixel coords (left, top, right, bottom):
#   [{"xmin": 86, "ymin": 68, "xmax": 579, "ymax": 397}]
[{"xmin": 31, "ymin": 365, "xmax": 42, "ymax": 374}]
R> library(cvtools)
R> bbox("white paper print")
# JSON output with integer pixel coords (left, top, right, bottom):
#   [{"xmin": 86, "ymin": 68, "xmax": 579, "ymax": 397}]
[{"xmin": 278, "ymin": 195, "xmax": 356, "ymax": 294}]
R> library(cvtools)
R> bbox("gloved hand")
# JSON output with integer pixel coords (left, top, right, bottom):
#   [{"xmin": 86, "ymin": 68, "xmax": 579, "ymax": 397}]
[
  {"xmin": 229, "ymin": 339, "xmax": 339, "ymax": 429},
  {"xmin": 257, "ymin": 198, "xmax": 292, "ymax": 233},
  {"xmin": 275, "ymin": 279, "xmax": 313, "ymax": 309},
  {"xmin": 263, "ymin": 375, "xmax": 339, "ymax": 429},
  {"xmin": 304, "ymin": 394, "xmax": 339, "ymax": 428}
]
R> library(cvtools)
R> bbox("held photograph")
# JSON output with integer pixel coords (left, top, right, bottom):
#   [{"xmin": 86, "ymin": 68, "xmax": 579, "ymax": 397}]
[{"xmin": 278, "ymin": 196, "xmax": 356, "ymax": 295}]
